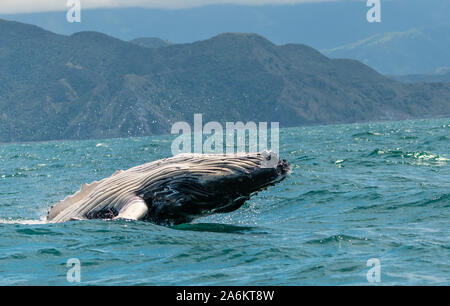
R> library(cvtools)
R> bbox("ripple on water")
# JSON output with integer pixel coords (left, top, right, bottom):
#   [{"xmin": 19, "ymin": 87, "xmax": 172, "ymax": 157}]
[{"xmin": 0, "ymin": 118, "xmax": 449, "ymax": 285}]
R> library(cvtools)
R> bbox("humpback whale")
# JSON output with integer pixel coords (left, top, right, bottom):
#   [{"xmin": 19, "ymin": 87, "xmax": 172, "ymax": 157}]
[{"xmin": 47, "ymin": 151, "xmax": 290, "ymax": 225}]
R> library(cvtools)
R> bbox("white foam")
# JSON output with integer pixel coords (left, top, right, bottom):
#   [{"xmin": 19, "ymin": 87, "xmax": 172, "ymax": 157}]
[{"xmin": 0, "ymin": 216, "xmax": 48, "ymax": 225}]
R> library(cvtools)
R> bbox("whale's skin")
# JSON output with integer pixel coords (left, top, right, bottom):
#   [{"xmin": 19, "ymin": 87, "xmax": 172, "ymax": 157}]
[{"xmin": 46, "ymin": 152, "xmax": 290, "ymax": 225}]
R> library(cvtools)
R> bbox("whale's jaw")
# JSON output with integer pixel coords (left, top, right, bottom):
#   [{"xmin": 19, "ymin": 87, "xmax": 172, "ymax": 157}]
[
  {"xmin": 47, "ymin": 152, "xmax": 290, "ymax": 226},
  {"xmin": 142, "ymin": 152, "xmax": 290, "ymax": 226}
]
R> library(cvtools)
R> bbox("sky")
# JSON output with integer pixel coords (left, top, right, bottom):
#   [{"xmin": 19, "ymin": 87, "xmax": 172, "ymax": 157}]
[
  {"xmin": 1, "ymin": 0, "xmax": 346, "ymax": 14},
  {"xmin": 1, "ymin": 0, "xmax": 449, "ymax": 51}
]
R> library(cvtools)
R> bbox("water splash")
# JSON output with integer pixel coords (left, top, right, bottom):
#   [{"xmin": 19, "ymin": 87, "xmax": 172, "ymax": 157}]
[{"xmin": 0, "ymin": 217, "xmax": 47, "ymax": 225}]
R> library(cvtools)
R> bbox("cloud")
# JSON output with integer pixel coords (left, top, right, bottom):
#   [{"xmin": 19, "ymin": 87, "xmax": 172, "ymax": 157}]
[{"xmin": 0, "ymin": 0, "xmax": 342, "ymax": 14}]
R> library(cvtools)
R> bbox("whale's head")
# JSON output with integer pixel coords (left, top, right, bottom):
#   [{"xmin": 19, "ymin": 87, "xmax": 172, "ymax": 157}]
[{"xmin": 140, "ymin": 151, "xmax": 290, "ymax": 225}]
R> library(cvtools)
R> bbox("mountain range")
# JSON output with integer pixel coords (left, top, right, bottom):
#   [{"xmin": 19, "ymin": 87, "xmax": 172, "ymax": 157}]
[
  {"xmin": 129, "ymin": 37, "xmax": 173, "ymax": 49},
  {"xmin": 0, "ymin": 19, "xmax": 449, "ymax": 143},
  {"xmin": 323, "ymin": 27, "xmax": 450, "ymax": 75},
  {"xmin": 390, "ymin": 70, "xmax": 450, "ymax": 83}
]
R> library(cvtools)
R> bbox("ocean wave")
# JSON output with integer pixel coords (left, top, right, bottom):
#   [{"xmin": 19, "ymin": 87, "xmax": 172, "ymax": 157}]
[
  {"xmin": 352, "ymin": 131, "xmax": 383, "ymax": 138},
  {"xmin": 304, "ymin": 234, "xmax": 369, "ymax": 245},
  {"xmin": 417, "ymin": 193, "xmax": 450, "ymax": 207},
  {"xmin": 0, "ymin": 218, "xmax": 47, "ymax": 225},
  {"xmin": 367, "ymin": 149, "xmax": 449, "ymax": 165}
]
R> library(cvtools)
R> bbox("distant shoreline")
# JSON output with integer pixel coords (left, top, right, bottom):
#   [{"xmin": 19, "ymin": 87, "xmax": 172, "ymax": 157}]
[{"xmin": 1, "ymin": 115, "xmax": 448, "ymax": 147}]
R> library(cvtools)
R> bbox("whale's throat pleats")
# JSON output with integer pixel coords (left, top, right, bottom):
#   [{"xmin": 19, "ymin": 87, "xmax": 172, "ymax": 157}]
[{"xmin": 47, "ymin": 181, "xmax": 101, "ymax": 221}]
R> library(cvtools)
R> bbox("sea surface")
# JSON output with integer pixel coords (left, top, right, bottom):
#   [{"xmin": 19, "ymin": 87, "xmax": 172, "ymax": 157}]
[{"xmin": 0, "ymin": 118, "xmax": 449, "ymax": 285}]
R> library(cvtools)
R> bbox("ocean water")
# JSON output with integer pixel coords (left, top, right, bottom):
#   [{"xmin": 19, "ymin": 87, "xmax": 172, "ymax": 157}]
[{"xmin": 0, "ymin": 118, "xmax": 449, "ymax": 285}]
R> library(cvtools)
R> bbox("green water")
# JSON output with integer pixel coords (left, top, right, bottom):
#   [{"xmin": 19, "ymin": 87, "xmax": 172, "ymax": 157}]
[{"xmin": 0, "ymin": 118, "xmax": 449, "ymax": 285}]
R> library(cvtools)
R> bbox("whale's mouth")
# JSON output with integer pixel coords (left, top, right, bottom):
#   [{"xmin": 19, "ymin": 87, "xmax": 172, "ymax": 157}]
[
  {"xmin": 209, "ymin": 170, "xmax": 289, "ymax": 216},
  {"xmin": 192, "ymin": 155, "xmax": 291, "ymax": 218},
  {"xmin": 142, "ymin": 153, "xmax": 291, "ymax": 226}
]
